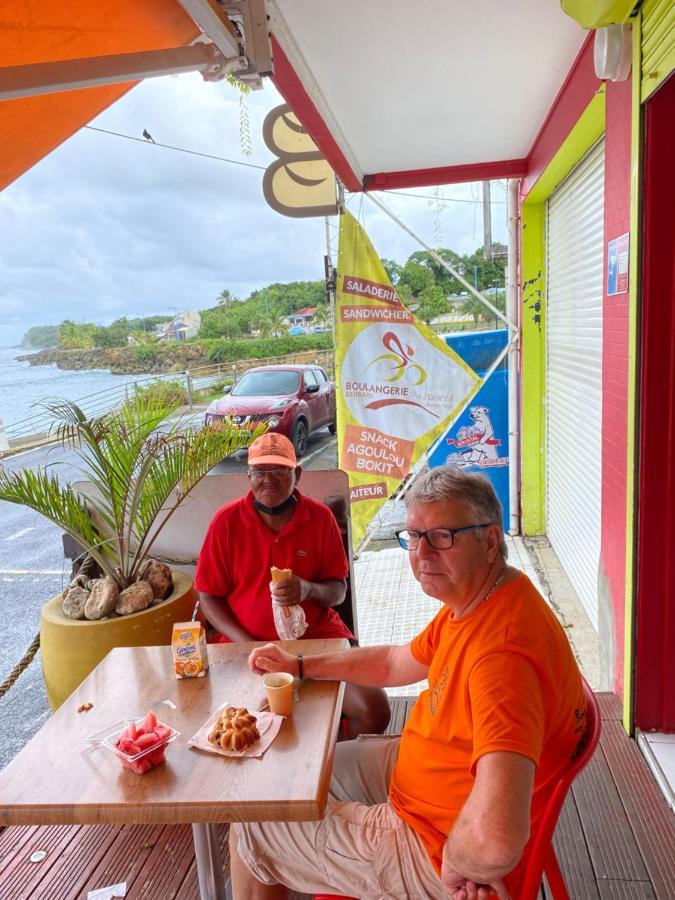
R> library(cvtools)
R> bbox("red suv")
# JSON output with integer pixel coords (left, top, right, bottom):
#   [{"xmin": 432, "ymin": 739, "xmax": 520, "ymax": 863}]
[{"xmin": 203, "ymin": 364, "xmax": 336, "ymax": 456}]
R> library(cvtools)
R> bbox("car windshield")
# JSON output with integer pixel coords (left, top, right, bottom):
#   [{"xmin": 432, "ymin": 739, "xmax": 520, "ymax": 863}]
[{"xmin": 230, "ymin": 370, "xmax": 299, "ymax": 397}]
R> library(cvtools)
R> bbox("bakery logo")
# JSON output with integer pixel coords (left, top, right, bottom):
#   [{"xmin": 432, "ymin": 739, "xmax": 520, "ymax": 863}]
[
  {"xmin": 341, "ymin": 322, "xmax": 478, "ymax": 442},
  {"xmin": 342, "ymin": 276, "xmax": 402, "ymax": 307}
]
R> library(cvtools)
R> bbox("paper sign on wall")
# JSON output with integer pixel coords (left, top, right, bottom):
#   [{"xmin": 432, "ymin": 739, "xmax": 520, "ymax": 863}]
[{"xmin": 607, "ymin": 232, "xmax": 629, "ymax": 296}]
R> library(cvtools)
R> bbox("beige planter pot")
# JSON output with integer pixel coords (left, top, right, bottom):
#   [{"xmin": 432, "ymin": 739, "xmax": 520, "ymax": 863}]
[{"xmin": 40, "ymin": 570, "xmax": 196, "ymax": 710}]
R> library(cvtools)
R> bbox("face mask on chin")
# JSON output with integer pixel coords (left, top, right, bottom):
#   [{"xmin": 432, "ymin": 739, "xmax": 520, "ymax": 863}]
[{"xmin": 253, "ymin": 494, "xmax": 297, "ymax": 517}]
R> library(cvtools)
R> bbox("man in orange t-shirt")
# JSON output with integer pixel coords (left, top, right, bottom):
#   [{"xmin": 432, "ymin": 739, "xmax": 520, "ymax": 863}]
[{"xmin": 231, "ymin": 466, "xmax": 586, "ymax": 900}]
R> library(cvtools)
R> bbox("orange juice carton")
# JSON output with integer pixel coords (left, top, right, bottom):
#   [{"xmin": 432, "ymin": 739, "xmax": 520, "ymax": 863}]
[{"xmin": 172, "ymin": 622, "xmax": 209, "ymax": 679}]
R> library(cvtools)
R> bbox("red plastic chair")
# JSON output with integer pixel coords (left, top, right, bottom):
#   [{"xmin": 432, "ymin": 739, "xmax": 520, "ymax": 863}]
[
  {"xmin": 314, "ymin": 680, "xmax": 600, "ymax": 900},
  {"xmin": 518, "ymin": 679, "xmax": 601, "ymax": 899}
]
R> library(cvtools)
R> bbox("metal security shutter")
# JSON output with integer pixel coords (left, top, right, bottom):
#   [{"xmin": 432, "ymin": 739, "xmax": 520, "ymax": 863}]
[
  {"xmin": 641, "ymin": 0, "xmax": 675, "ymax": 102},
  {"xmin": 546, "ymin": 139, "xmax": 605, "ymax": 628}
]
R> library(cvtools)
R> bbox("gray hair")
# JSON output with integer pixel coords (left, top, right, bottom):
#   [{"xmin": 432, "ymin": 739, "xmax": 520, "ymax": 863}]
[{"xmin": 404, "ymin": 466, "xmax": 508, "ymax": 560}]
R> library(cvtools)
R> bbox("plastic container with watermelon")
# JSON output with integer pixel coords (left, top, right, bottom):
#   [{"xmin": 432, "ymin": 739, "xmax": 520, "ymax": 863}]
[{"xmin": 100, "ymin": 711, "xmax": 179, "ymax": 775}]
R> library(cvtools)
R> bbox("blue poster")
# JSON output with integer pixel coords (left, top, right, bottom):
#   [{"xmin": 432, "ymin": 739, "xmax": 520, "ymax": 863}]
[
  {"xmin": 607, "ymin": 238, "xmax": 619, "ymax": 296},
  {"xmin": 428, "ymin": 331, "xmax": 510, "ymax": 530}
]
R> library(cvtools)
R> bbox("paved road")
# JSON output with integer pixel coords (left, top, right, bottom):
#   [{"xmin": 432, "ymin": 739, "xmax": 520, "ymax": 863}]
[{"xmin": 0, "ymin": 428, "xmax": 337, "ymax": 771}]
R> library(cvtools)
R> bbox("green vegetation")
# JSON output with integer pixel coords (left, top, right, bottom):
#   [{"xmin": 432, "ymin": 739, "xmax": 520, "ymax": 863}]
[
  {"xmin": 0, "ymin": 395, "xmax": 262, "ymax": 589},
  {"xmin": 22, "ymin": 325, "xmax": 60, "ymax": 348},
  {"xmin": 22, "ymin": 243, "xmax": 506, "ymax": 353},
  {"xmin": 199, "ymin": 280, "xmax": 325, "ymax": 341},
  {"xmin": 133, "ymin": 344, "xmax": 161, "ymax": 363},
  {"xmin": 207, "ymin": 332, "xmax": 332, "ymax": 363},
  {"xmin": 133, "ymin": 379, "xmax": 188, "ymax": 406}
]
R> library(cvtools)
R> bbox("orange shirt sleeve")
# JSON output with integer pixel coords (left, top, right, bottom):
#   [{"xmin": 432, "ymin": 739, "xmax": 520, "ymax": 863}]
[
  {"xmin": 410, "ymin": 609, "xmax": 446, "ymax": 665},
  {"xmin": 468, "ymin": 651, "xmax": 546, "ymax": 774}
]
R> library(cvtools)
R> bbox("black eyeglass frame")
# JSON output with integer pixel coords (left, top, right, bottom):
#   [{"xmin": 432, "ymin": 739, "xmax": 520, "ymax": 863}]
[{"xmin": 395, "ymin": 523, "xmax": 492, "ymax": 551}]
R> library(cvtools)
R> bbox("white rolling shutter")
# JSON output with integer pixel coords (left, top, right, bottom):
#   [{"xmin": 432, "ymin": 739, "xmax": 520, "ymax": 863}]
[{"xmin": 546, "ymin": 139, "xmax": 605, "ymax": 629}]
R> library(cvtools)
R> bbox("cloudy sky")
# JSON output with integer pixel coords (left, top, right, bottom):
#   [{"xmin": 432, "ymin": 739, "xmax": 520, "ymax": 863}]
[{"xmin": 0, "ymin": 74, "xmax": 507, "ymax": 348}]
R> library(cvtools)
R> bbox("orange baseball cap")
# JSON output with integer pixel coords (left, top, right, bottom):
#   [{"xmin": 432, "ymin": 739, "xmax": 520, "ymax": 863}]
[{"xmin": 248, "ymin": 433, "xmax": 297, "ymax": 468}]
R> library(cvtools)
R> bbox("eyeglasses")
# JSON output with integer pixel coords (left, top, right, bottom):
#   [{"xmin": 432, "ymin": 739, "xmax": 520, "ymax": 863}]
[
  {"xmin": 396, "ymin": 524, "xmax": 491, "ymax": 551},
  {"xmin": 247, "ymin": 466, "xmax": 292, "ymax": 481}
]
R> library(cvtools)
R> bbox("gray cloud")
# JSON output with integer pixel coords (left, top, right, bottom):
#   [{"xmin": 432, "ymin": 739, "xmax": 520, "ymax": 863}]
[{"xmin": 0, "ymin": 74, "xmax": 506, "ymax": 347}]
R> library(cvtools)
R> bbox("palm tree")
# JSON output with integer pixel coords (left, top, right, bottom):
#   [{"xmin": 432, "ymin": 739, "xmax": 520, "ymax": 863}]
[
  {"xmin": 312, "ymin": 306, "xmax": 330, "ymax": 330},
  {"xmin": 0, "ymin": 396, "xmax": 264, "ymax": 590},
  {"xmin": 272, "ymin": 314, "xmax": 288, "ymax": 337},
  {"xmin": 258, "ymin": 317, "xmax": 274, "ymax": 339}
]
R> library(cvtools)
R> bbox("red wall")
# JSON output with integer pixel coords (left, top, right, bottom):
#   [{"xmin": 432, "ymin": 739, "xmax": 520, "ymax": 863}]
[{"xmin": 600, "ymin": 78, "xmax": 632, "ymax": 695}]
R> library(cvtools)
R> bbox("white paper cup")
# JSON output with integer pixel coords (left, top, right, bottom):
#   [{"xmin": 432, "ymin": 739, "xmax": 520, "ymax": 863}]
[{"xmin": 262, "ymin": 672, "xmax": 294, "ymax": 717}]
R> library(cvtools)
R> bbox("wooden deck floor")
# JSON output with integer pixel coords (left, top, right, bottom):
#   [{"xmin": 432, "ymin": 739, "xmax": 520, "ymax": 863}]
[{"xmin": 0, "ymin": 693, "xmax": 673, "ymax": 899}]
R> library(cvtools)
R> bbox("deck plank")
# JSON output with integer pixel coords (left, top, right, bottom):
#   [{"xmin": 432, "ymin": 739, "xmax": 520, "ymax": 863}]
[
  {"xmin": 597, "ymin": 882, "xmax": 656, "ymax": 898},
  {"xmin": 79, "ymin": 824, "xmax": 169, "ymax": 899},
  {"xmin": 597, "ymin": 691, "xmax": 622, "ymax": 721},
  {"xmin": 600, "ymin": 719, "xmax": 675, "ymax": 899},
  {"xmin": 573, "ymin": 742, "xmax": 650, "ymax": 882},
  {"xmin": 0, "ymin": 823, "xmax": 121, "ymax": 900},
  {"xmin": 0, "ymin": 693, "xmax": 672, "ymax": 899},
  {"xmin": 552, "ymin": 792, "xmax": 601, "ymax": 898}
]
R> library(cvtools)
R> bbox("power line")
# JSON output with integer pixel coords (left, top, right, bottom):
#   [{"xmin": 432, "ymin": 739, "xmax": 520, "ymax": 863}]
[
  {"xmin": 379, "ymin": 189, "xmax": 506, "ymax": 204},
  {"xmin": 83, "ymin": 125, "xmax": 266, "ymax": 171},
  {"xmin": 83, "ymin": 125, "xmax": 506, "ymax": 201}
]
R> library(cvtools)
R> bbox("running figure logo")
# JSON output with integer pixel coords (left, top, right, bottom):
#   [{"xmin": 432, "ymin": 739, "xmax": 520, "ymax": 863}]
[{"xmin": 366, "ymin": 331, "xmax": 427, "ymax": 385}]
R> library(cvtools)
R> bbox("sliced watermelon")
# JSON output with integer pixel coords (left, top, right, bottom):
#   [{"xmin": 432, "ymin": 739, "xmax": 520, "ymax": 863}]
[
  {"xmin": 154, "ymin": 725, "xmax": 171, "ymax": 742},
  {"xmin": 143, "ymin": 711, "xmax": 157, "ymax": 734}
]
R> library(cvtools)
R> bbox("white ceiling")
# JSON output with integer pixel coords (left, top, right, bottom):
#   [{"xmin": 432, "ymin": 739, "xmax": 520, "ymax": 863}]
[{"xmin": 269, "ymin": 0, "xmax": 587, "ymax": 181}]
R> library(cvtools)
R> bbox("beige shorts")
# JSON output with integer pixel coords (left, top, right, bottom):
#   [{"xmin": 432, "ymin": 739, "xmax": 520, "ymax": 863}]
[{"xmin": 234, "ymin": 735, "xmax": 448, "ymax": 899}]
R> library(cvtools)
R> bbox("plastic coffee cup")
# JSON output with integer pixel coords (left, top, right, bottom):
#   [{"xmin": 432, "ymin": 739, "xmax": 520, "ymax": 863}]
[{"xmin": 262, "ymin": 672, "xmax": 294, "ymax": 717}]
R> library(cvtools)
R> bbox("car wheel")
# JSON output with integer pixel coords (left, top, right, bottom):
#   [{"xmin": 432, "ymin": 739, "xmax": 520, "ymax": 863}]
[
  {"xmin": 328, "ymin": 420, "xmax": 337, "ymax": 435},
  {"xmin": 291, "ymin": 419, "xmax": 308, "ymax": 457}
]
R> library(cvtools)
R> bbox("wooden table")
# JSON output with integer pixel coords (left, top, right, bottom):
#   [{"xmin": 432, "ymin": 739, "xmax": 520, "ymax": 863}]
[{"xmin": 0, "ymin": 640, "xmax": 347, "ymax": 899}]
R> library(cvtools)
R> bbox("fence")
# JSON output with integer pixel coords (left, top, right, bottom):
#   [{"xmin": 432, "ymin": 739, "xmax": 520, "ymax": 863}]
[{"xmin": 2, "ymin": 349, "xmax": 335, "ymax": 451}]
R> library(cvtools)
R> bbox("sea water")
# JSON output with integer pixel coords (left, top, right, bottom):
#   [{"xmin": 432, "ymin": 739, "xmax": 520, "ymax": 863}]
[{"xmin": 0, "ymin": 346, "xmax": 153, "ymax": 429}]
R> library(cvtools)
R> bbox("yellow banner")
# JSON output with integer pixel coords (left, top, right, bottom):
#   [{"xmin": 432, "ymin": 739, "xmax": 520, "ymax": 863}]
[{"xmin": 336, "ymin": 212, "xmax": 481, "ymax": 546}]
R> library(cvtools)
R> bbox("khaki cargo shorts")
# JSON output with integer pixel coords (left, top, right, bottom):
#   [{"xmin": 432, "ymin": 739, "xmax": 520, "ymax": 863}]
[{"xmin": 234, "ymin": 735, "xmax": 448, "ymax": 899}]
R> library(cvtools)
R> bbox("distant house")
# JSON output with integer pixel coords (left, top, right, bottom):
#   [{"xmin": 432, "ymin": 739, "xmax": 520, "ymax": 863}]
[
  {"xmin": 287, "ymin": 307, "xmax": 319, "ymax": 329},
  {"xmin": 154, "ymin": 311, "xmax": 201, "ymax": 342}
]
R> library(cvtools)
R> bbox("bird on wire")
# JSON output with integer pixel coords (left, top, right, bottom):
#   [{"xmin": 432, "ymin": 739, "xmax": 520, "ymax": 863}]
[{"xmin": 142, "ymin": 129, "xmax": 156, "ymax": 143}]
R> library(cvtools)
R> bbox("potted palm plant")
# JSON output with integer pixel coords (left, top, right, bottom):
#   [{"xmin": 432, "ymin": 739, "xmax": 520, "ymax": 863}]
[{"xmin": 0, "ymin": 394, "xmax": 264, "ymax": 708}]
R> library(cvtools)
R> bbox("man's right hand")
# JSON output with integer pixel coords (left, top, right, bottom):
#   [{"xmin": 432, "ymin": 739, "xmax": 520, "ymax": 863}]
[{"xmin": 249, "ymin": 642, "xmax": 297, "ymax": 677}]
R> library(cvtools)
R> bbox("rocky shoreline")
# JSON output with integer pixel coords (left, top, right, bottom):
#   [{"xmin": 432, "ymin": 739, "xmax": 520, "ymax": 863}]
[{"xmin": 16, "ymin": 344, "xmax": 210, "ymax": 375}]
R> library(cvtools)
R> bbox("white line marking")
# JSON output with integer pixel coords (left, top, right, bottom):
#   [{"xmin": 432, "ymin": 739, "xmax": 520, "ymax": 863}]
[
  {"xmin": 0, "ymin": 568, "xmax": 62, "ymax": 575},
  {"xmin": 303, "ymin": 436, "xmax": 337, "ymax": 466},
  {"xmin": 6, "ymin": 527, "xmax": 35, "ymax": 541}
]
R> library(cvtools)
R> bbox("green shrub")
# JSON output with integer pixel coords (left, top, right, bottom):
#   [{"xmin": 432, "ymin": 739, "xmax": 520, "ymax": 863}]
[
  {"xmin": 207, "ymin": 333, "xmax": 332, "ymax": 363},
  {"xmin": 133, "ymin": 344, "xmax": 161, "ymax": 362},
  {"xmin": 134, "ymin": 379, "xmax": 188, "ymax": 406}
]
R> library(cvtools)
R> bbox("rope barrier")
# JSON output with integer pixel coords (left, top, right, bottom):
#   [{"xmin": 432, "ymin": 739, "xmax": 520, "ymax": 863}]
[{"xmin": 0, "ymin": 633, "xmax": 40, "ymax": 699}]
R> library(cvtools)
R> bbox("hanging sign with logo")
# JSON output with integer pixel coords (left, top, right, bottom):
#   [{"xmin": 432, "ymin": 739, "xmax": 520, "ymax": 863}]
[
  {"xmin": 262, "ymin": 104, "xmax": 338, "ymax": 218},
  {"xmin": 335, "ymin": 212, "xmax": 481, "ymax": 545}
]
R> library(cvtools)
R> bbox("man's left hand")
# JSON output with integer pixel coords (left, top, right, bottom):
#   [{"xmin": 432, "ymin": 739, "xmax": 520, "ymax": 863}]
[
  {"xmin": 269, "ymin": 574, "xmax": 310, "ymax": 606},
  {"xmin": 441, "ymin": 865, "xmax": 510, "ymax": 900}
]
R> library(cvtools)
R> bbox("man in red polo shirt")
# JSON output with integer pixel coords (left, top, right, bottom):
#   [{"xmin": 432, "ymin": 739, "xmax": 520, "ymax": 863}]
[{"xmin": 195, "ymin": 432, "xmax": 390, "ymax": 737}]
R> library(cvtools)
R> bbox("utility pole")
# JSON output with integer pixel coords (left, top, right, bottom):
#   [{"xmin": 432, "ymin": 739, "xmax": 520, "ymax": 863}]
[
  {"xmin": 482, "ymin": 180, "xmax": 492, "ymax": 260},
  {"xmin": 324, "ymin": 216, "xmax": 337, "ymax": 344}
]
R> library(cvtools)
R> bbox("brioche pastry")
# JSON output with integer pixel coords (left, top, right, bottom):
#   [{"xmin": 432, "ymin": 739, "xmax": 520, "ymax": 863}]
[{"xmin": 208, "ymin": 706, "xmax": 260, "ymax": 752}]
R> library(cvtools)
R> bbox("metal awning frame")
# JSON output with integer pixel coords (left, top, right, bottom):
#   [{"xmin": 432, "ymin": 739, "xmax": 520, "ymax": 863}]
[{"xmin": 0, "ymin": 0, "xmax": 273, "ymax": 102}]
